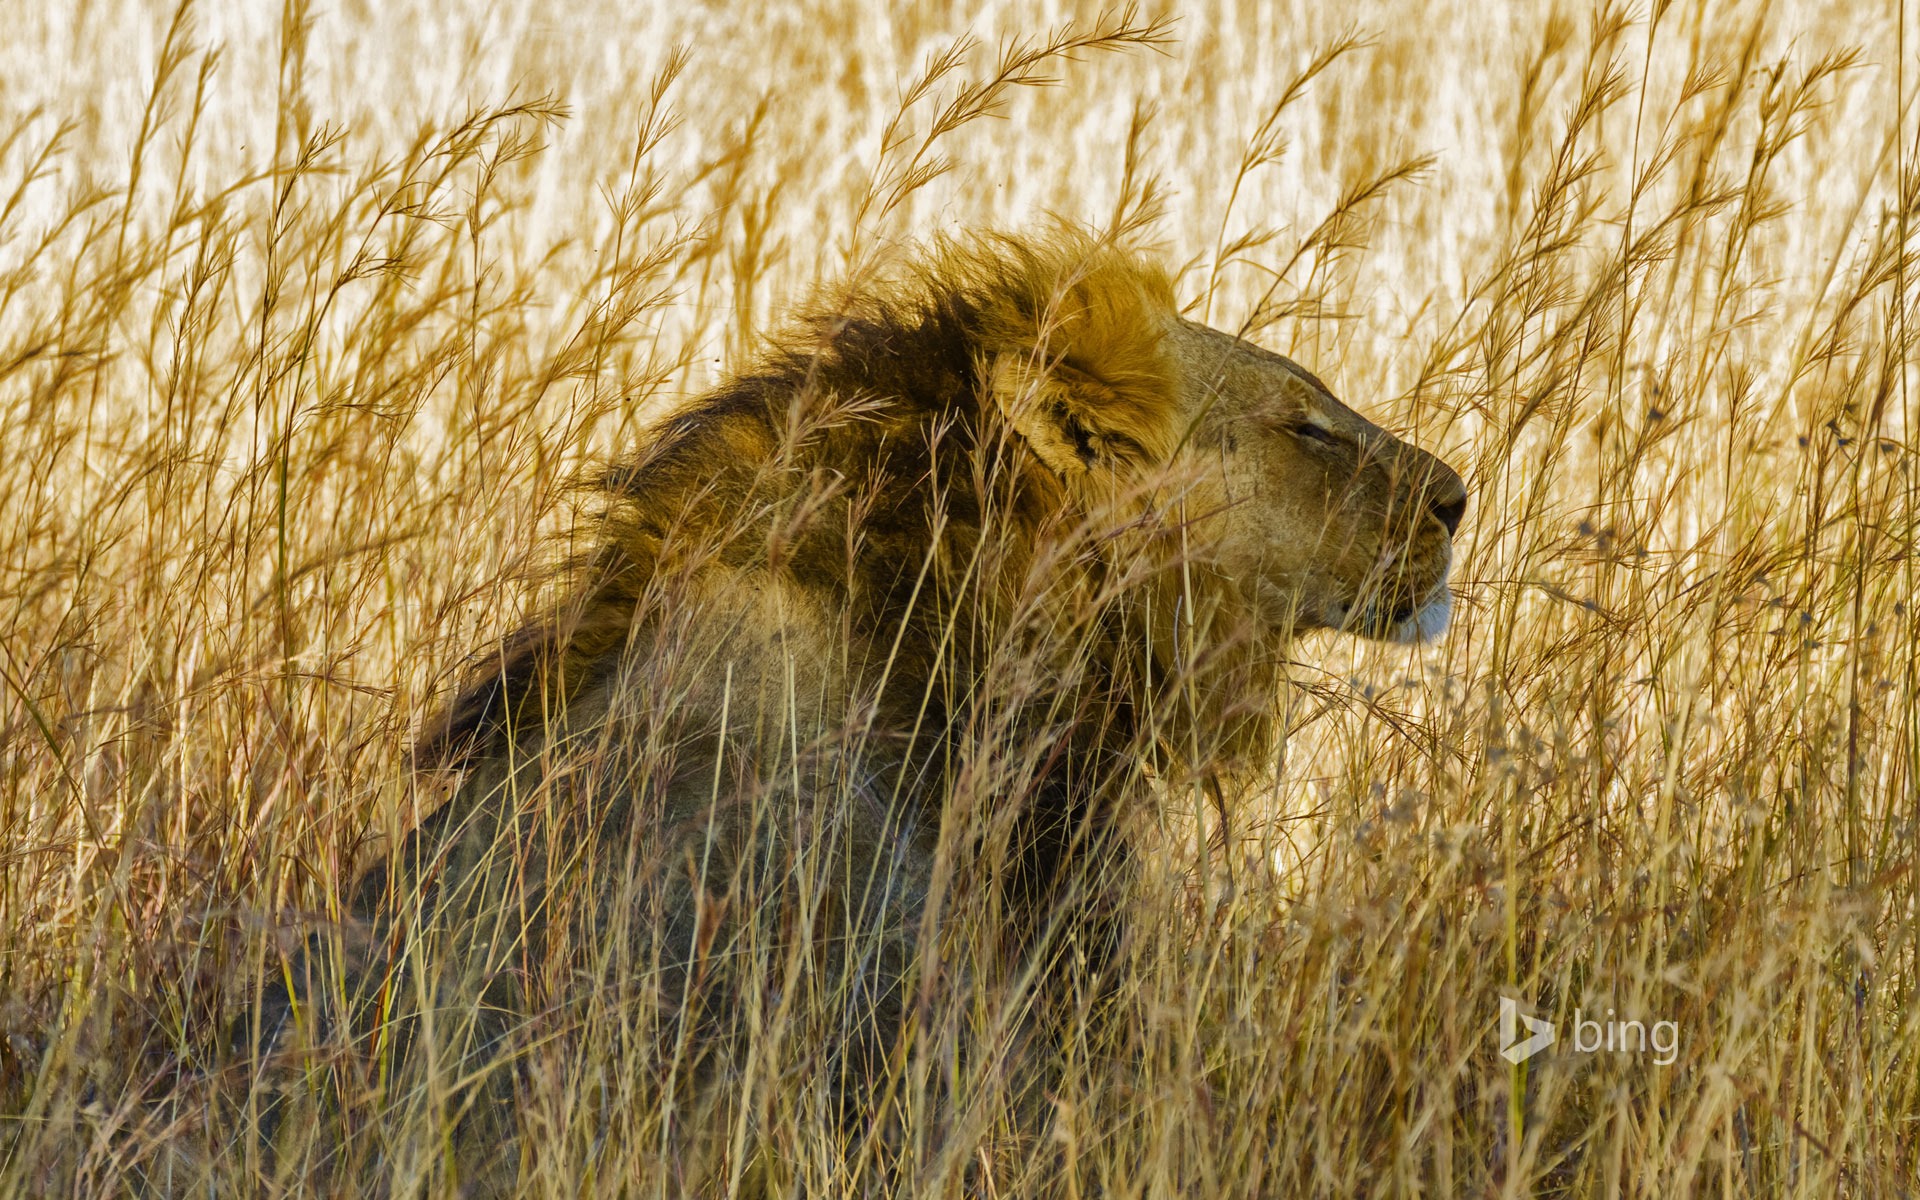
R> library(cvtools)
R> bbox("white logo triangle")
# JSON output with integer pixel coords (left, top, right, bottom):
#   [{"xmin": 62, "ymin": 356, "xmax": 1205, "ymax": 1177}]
[{"xmin": 1499, "ymin": 995, "xmax": 1554, "ymax": 1063}]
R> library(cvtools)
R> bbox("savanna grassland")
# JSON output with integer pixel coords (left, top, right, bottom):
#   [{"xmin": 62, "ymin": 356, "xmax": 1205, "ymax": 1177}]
[{"xmin": 2, "ymin": 0, "xmax": 1918, "ymax": 1195}]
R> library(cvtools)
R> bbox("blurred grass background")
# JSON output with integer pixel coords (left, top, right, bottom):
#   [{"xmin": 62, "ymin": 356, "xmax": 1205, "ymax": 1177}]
[{"xmin": 2, "ymin": 0, "xmax": 1917, "ymax": 1194}]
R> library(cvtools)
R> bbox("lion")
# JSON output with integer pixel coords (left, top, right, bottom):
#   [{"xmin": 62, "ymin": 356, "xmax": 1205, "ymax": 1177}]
[{"xmin": 250, "ymin": 230, "xmax": 1465, "ymax": 1194}]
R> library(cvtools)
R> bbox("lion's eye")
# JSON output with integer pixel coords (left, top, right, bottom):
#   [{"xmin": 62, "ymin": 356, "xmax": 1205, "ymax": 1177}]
[{"xmin": 1295, "ymin": 422, "xmax": 1342, "ymax": 448}]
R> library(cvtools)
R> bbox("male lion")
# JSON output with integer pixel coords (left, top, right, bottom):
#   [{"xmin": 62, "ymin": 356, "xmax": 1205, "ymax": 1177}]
[{"xmin": 255, "ymin": 231, "xmax": 1465, "ymax": 1193}]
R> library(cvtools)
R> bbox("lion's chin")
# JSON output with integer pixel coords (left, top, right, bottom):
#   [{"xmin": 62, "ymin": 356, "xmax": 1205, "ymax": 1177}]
[
  {"xmin": 1384, "ymin": 588, "xmax": 1452, "ymax": 644},
  {"xmin": 1324, "ymin": 586, "xmax": 1452, "ymax": 644}
]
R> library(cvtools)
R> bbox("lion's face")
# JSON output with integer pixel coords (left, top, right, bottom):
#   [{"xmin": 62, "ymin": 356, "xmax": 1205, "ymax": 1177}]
[
  {"xmin": 1162, "ymin": 318, "xmax": 1466, "ymax": 643},
  {"xmin": 982, "ymin": 243, "xmax": 1465, "ymax": 646}
]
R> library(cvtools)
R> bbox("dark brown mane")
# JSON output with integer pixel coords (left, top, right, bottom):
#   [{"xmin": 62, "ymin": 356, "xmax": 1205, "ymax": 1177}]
[{"xmin": 418, "ymin": 234, "xmax": 1144, "ymax": 771}]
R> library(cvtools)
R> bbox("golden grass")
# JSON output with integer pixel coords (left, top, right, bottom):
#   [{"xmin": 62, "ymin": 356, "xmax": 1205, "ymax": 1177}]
[{"xmin": 2, "ymin": 0, "xmax": 1917, "ymax": 1194}]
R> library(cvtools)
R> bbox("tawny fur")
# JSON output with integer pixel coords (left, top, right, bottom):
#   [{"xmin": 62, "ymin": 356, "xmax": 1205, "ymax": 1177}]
[{"xmin": 261, "ymin": 230, "xmax": 1466, "ymax": 1193}]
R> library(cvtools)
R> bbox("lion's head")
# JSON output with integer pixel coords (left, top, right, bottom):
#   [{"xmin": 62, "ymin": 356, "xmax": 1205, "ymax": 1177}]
[
  {"xmin": 426, "ymin": 234, "xmax": 1466, "ymax": 770},
  {"xmin": 973, "ymin": 238, "xmax": 1466, "ymax": 652}
]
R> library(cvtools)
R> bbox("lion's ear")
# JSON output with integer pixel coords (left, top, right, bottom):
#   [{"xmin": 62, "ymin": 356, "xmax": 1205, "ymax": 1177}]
[
  {"xmin": 977, "ymin": 242, "xmax": 1184, "ymax": 480},
  {"xmin": 990, "ymin": 356, "xmax": 1115, "ymax": 478},
  {"xmin": 988, "ymin": 353, "xmax": 1177, "ymax": 480}
]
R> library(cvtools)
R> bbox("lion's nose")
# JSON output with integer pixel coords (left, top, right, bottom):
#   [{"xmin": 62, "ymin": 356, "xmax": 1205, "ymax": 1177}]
[{"xmin": 1430, "ymin": 475, "xmax": 1467, "ymax": 536}]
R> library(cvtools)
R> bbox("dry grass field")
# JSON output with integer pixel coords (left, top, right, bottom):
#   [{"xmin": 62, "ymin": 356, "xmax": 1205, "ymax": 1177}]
[{"xmin": 3, "ymin": 0, "xmax": 1918, "ymax": 1195}]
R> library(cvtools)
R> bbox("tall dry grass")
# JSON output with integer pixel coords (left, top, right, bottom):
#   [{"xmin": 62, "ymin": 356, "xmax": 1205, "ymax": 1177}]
[{"xmin": 1, "ymin": 0, "xmax": 1917, "ymax": 1195}]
